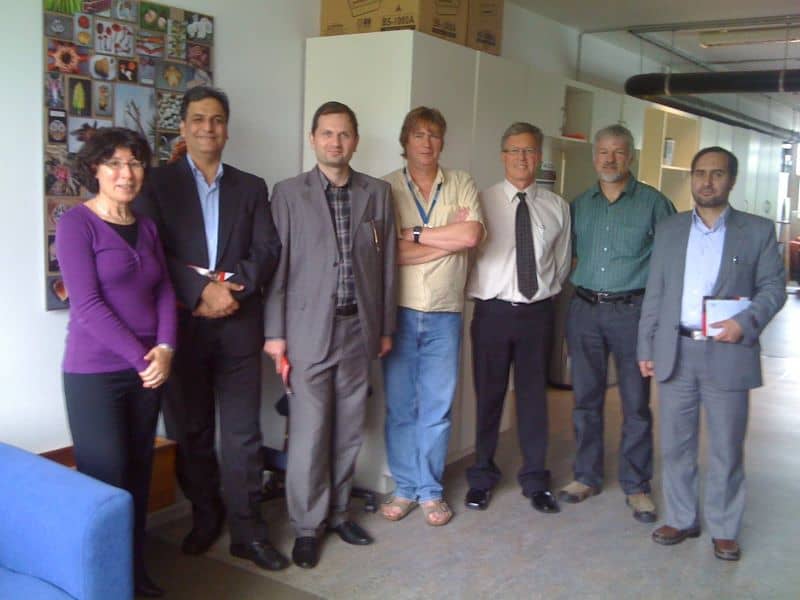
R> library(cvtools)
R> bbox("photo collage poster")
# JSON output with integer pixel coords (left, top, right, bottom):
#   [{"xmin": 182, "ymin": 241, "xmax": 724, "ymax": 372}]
[{"xmin": 43, "ymin": 0, "xmax": 214, "ymax": 309}]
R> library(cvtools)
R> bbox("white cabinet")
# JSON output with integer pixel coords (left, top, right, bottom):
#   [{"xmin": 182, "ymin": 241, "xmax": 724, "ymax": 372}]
[
  {"xmin": 471, "ymin": 52, "xmax": 531, "ymax": 190},
  {"xmin": 409, "ymin": 33, "xmax": 478, "ymax": 173},
  {"xmin": 304, "ymin": 31, "xmax": 417, "ymax": 177},
  {"xmin": 526, "ymin": 66, "xmax": 565, "ymax": 139}
]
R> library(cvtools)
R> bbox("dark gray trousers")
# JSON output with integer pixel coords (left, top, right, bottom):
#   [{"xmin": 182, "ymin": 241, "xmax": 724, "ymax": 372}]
[
  {"xmin": 565, "ymin": 295, "xmax": 652, "ymax": 494},
  {"xmin": 286, "ymin": 314, "xmax": 370, "ymax": 537}
]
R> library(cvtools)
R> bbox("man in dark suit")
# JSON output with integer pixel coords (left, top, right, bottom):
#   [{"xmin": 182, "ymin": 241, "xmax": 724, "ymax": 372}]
[
  {"xmin": 263, "ymin": 101, "xmax": 396, "ymax": 569},
  {"xmin": 638, "ymin": 146, "xmax": 786, "ymax": 561},
  {"xmin": 135, "ymin": 86, "xmax": 286, "ymax": 570}
]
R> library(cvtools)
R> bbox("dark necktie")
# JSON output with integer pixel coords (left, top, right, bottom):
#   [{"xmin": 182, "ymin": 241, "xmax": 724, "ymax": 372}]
[{"xmin": 515, "ymin": 192, "xmax": 538, "ymax": 299}]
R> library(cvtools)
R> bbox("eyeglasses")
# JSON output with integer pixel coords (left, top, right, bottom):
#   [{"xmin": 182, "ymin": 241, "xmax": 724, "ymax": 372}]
[
  {"xmin": 102, "ymin": 159, "xmax": 145, "ymax": 171},
  {"xmin": 503, "ymin": 148, "xmax": 540, "ymax": 157}
]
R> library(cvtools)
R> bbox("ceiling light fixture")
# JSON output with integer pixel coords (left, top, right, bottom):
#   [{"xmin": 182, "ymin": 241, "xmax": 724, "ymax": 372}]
[{"xmin": 699, "ymin": 26, "xmax": 800, "ymax": 48}]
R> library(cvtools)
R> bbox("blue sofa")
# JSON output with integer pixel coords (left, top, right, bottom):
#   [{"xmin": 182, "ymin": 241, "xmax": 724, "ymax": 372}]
[{"xmin": 0, "ymin": 442, "xmax": 133, "ymax": 600}]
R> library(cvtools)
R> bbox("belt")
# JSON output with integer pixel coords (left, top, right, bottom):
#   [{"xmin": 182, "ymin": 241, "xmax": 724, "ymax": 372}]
[
  {"xmin": 679, "ymin": 325, "xmax": 708, "ymax": 341},
  {"xmin": 476, "ymin": 297, "xmax": 553, "ymax": 308},
  {"xmin": 335, "ymin": 304, "xmax": 358, "ymax": 316},
  {"xmin": 575, "ymin": 287, "xmax": 645, "ymax": 305}
]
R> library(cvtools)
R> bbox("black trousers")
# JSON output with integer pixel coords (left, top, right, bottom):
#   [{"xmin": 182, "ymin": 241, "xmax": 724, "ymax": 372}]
[
  {"xmin": 63, "ymin": 369, "xmax": 160, "ymax": 581},
  {"xmin": 564, "ymin": 295, "xmax": 652, "ymax": 494},
  {"xmin": 466, "ymin": 298, "xmax": 554, "ymax": 495},
  {"xmin": 162, "ymin": 312, "xmax": 266, "ymax": 544}
]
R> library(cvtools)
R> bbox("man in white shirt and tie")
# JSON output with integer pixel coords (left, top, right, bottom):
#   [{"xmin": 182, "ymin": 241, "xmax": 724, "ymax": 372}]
[{"xmin": 464, "ymin": 122, "xmax": 571, "ymax": 513}]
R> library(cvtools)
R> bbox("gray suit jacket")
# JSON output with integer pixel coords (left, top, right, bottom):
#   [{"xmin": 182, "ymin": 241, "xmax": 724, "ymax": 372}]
[
  {"xmin": 264, "ymin": 167, "xmax": 397, "ymax": 364},
  {"xmin": 637, "ymin": 208, "xmax": 785, "ymax": 391}
]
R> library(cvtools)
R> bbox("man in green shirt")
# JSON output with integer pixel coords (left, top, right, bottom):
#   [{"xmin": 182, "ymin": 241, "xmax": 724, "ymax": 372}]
[{"xmin": 560, "ymin": 124, "xmax": 675, "ymax": 523}]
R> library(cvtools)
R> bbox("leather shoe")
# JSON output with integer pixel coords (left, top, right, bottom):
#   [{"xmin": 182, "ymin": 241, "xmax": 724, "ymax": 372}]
[
  {"xmin": 530, "ymin": 490, "xmax": 560, "ymax": 514},
  {"xmin": 651, "ymin": 524, "xmax": 701, "ymax": 546},
  {"xmin": 134, "ymin": 573, "xmax": 164, "ymax": 598},
  {"xmin": 230, "ymin": 540, "xmax": 290, "ymax": 571},
  {"xmin": 292, "ymin": 536, "xmax": 320, "ymax": 569},
  {"xmin": 328, "ymin": 520, "xmax": 373, "ymax": 545},
  {"xmin": 181, "ymin": 509, "xmax": 225, "ymax": 555},
  {"xmin": 712, "ymin": 538, "xmax": 741, "ymax": 561},
  {"xmin": 464, "ymin": 488, "xmax": 491, "ymax": 510}
]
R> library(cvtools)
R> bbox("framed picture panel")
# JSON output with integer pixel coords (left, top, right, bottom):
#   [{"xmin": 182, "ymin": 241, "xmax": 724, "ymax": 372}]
[{"xmin": 43, "ymin": 0, "xmax": 214, "ymax": 309}]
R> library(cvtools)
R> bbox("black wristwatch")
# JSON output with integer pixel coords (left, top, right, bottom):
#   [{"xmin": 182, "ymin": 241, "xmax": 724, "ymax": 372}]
[{"xmin": 412, "ymin": 225, "xmax": 422, "ymax": 244}]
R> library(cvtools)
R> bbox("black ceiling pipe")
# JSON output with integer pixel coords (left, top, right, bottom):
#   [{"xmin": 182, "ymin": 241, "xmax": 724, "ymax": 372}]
[
  {"xmin": 625, "ymin": 70, "xmax": 800, "ymax": 141},
  {"xmin": 625, "ymin": 70, "xmax": 800, "ymax": 96}
]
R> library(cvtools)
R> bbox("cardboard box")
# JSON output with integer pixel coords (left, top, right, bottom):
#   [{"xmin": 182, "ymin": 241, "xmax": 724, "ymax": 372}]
[
  {"xmin": 466, "ymin": 0, "xmax": 503, "ymax": 55},
  {"xmin": 321, "ymin": 1, "xmax": 468, "ymax": 45}
]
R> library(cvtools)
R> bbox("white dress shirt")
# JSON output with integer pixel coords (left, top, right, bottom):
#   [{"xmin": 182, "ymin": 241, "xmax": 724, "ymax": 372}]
[{"xmin": 467, "ymin": 180, "xmax": 571, "ymax": 303}]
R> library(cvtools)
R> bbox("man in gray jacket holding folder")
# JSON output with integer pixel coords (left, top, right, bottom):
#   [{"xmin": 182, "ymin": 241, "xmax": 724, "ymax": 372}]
[{"xmin": 637, "ymin": 146, "xmax": 785, "ymax": 561}]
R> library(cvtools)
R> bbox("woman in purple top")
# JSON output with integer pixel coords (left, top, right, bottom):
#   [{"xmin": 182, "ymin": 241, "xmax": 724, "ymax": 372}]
[{"xmin": 56, "ymin": 127, "xmax": 176, "ymax": 599}]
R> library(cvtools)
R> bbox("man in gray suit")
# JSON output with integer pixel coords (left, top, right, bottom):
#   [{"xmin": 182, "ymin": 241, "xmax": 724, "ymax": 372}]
[
  {"xmin": 637, "ymin": 146, "xmax": 785, "ymax": 561},
  {"xmin": 263, "ymin": 101, "xmax": 396, "ymax": 569}
]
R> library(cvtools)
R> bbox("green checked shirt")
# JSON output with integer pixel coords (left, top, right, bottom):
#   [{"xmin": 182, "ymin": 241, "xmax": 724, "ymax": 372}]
[{"xmin": 570, "ymin": 174, "xmax": 676, "ymax": 292}]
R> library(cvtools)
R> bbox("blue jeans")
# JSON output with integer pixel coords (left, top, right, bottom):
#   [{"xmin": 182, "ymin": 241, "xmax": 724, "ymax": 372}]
[{"xmin": 382, "ymin": 308, "xmax": 463, "ymax": 502}]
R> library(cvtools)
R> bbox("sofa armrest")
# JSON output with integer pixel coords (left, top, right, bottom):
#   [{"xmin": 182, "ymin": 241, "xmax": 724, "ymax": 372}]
[{"xmin": 0, "ymin": 442, "xmax": 133, "ymax": 600}]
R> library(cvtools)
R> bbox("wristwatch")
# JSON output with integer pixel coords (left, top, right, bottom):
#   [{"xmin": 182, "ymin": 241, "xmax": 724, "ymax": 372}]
[{"xmin": 412, "ymin": 225, "xmax": 423, "ymax": 244}]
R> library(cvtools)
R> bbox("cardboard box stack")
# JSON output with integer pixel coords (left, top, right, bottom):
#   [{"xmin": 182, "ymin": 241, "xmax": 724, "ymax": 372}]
[{"xmin": 320, "ymin": 0, "xmax": 469, "ymax": 46}]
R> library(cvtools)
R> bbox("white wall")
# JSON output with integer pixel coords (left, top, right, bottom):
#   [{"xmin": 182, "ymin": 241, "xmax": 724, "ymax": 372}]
[{"xmin": 0, "ymin": 1, "xmax": 320, "ymax": 452}]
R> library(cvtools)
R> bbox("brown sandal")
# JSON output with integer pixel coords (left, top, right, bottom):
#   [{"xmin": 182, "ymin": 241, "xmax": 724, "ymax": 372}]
[
  {"xmin": 421, "ymin": 499, "xmax": 453, "ymax": 526},
  {"xmin": 381, "ymin": 496, "xmax": 418, "ymax": 521}
]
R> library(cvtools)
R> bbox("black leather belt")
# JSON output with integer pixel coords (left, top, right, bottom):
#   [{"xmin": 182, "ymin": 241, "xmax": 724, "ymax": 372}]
[
  {"xmin": 679, "ymin": 325, "xmax": 707, "ymax": 340},
  {"xmin": 335, "ymin": 304, "xmax": 358, "ymax": 316},
  {"xmin": 575, "ymin": 287, "xmax": 645, "ymax": 305},
  {"xmin": 476, "ymin": 297, "xmax": 552, "ymax": 308}
]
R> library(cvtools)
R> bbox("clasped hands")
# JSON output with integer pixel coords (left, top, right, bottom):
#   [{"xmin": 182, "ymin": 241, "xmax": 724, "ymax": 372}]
[{"xmin": 193, "ymin": 280, "xmax": 244, "ymax": 318}]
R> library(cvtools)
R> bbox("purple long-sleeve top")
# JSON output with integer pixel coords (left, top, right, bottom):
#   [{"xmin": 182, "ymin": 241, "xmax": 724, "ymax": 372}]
[{"xmin": 56, "ymin": 203, "xmax": 177, "ymax": 374}]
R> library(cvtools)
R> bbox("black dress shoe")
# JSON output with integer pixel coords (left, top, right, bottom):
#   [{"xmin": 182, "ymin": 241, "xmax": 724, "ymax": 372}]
[
  {"xmin": 328, "ymin": 520, "xmax": 374, "ymax": 545},
  {"xmin": 230, "ymin": 540, "xmax": 290, "ymax": 571},
  {"xmin": 182, "ymin": 509, "xmax": 226, "ymax": 555},
  {"xmin": 134, "ymin": 573, "xmax": 164, "ymax": 598},
  {"xmin": 530, "ymin": 491, "xmax": 560, "ymax": 514},
  {"xmin": 292, "ymin": 536, "xmax": 320, "ymax": 569},
  {"xmin": 465, "ymin": 488, "xmax": 491, "ymax": 510}
]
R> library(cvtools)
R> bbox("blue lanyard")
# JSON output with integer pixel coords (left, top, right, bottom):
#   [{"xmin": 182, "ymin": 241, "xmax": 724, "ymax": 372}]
[{"xmin": 403, "ymin": 168, "xmax": 442, "ymax": 226}]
